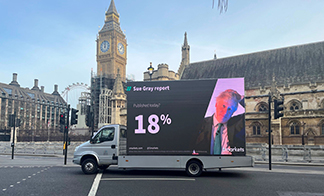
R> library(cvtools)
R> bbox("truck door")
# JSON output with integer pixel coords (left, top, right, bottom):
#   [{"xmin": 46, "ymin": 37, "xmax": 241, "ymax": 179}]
[{"xmin": 91, "ymin": 127, "xmax": 117, "ymax": 165}]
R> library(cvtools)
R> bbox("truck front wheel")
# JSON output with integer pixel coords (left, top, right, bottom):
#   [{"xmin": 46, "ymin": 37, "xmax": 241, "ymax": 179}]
[
  {"xmin": 82, "ymin": 158, "xmax": 98, "ymax": 174},
  {"xmin": 186, "ymin": 160, "xmax": 202, "ymax": 177}
]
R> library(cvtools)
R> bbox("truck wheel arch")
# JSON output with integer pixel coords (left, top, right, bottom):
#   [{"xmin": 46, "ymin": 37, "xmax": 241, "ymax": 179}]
[{"xmin": 81, "ymin": 154, "xmax": 99, "ymax": 166}]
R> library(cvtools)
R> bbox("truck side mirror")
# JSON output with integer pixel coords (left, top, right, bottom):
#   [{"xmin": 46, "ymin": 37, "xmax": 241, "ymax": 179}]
[{"xmin": 90, "ymin": 138, "xmax": 95, "ymax": 144}]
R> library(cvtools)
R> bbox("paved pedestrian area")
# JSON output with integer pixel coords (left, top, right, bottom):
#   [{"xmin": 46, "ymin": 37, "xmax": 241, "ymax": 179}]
[{"xmin": 0, "ymin": 154, "xmax": 76, "ymax": 167}]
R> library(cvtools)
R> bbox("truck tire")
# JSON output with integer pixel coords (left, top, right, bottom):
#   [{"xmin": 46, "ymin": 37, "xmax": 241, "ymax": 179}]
[
  {"xmin": 186, "ymin": 160, "xmax": 202, "ymax": 177},
  {"xmin": 82, "ymin": 158, "xmax": 98, "ymax": 174}
]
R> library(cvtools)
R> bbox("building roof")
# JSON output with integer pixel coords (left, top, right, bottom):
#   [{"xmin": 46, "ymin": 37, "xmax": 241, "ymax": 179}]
[
  {"xmin": 107, "ymin": 0, "xmax": 118, "ymax": 15},
  {"xmin": 112, "ymin": 71, "xmax": 125, "ymax": 95},
  {"xmin": 181, "ymin": 41, "xmax": 324, "ymax": 89},
  {"xmin": 0, "ymin": 77, "xmax": 66, "ymax": 107},
  {"xmin": 100, "ymin": 0, "xmax": 123, "ymax": 34}
]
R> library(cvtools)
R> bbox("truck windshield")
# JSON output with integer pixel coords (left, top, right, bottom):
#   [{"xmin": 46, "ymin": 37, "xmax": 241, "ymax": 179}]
[{"xmin": 92, "ymin": 127, "xmax": 115, "ymax": 144}]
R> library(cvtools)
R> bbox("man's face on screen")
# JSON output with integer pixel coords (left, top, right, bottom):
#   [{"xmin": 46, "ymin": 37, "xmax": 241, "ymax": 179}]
[{"xmin": 215, "ymin": 97, "xmax": 238, "ymax": 123}]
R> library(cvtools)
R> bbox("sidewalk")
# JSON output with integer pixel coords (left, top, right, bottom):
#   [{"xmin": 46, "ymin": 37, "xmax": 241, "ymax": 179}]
[{"xmin": 0, "ymin": 154, "xmax": 76, "ymax": 167}]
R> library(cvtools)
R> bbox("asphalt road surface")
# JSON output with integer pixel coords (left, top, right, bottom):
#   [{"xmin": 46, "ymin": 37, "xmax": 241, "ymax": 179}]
[{"xmin": 1, "ymin": 155, "xmax": 324, "ymax": 196}]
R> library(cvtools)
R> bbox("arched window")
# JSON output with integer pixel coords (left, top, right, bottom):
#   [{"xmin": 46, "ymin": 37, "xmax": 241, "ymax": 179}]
[
  {"xmin": 251, "ymin": 122, "xmax": 262, "ymax": 135},
  {"xmin": 290, "ymin": 122, "xmax": 300, "ymax": 135},
  {"xmin": 290, "ymin": 103, "xmax": 299, "ymax": 111},
  {"xmin": 256, "ymin": 102, "xmax": 268, "ymax": 112},
  {"xmin": 259, "ymin": 104, "xmax": 268, "ymax": 112},
  {"xmin": 288, "ymin": 100, "xmax": 302, "ymax": 111}
]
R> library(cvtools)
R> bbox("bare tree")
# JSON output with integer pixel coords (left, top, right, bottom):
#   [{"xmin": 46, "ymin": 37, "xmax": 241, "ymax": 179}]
[{"xmin": 212, "ymin": 0, "xmax": 228, "ymax": 13}]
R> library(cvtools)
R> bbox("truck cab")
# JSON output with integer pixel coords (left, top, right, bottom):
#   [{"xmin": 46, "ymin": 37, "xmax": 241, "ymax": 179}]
[{"xmin": 73, "ymin": 124, "xmax": 126, "ymax": 174}]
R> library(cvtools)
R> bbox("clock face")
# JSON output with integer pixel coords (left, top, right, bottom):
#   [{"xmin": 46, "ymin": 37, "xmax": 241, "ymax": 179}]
[
  {"xmin": 100, "ymin": 41, "xmax": 110, "ymax": 53},
  {"xmin": 118, "ymin": 43, "xmax": 125, "ymax": 55}
]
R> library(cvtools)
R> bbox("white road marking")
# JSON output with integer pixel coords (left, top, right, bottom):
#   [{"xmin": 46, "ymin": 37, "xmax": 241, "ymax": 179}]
[
  {"xmin": 17, "ymin": 182, "xmax": 20, "ymax": 184},
  {"xmin": 3, "ymin": 189, "xmax": 6, "ymax": 191},
  {"xmin": 88, "ymin": 172, "xmax": 103, "ymax": 196},
  {"xmin": 22, "ymin": 179, "xmax": 26, "ymax": 181},
  {"xmin": 101, "ymin": 178, "xmax": 195, "ymax": 181}
]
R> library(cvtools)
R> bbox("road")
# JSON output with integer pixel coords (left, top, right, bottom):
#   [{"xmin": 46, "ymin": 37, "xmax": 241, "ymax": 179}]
[{"xmin": 1, "ymin": 155, "xmax": 324, "ymax": 196}]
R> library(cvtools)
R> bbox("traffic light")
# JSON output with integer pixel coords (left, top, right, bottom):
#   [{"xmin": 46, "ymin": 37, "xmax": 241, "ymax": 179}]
[
  {"xmin": 16, "ymin": 119, "xmax": 21, "ymax": 127},
  {"xmin": 8, "ymin": 114, "xmax": 15, "ymax": 127},
  {"xmin": 274, "ymin": 99, "xmax": 284, "ymax": 119},
  {"xmin": 60, "ymin": 114, "xmax": 65, "ymax": 125},
  {"xmin": 85, "ymin": 106, "xmax": 90, "ymax": 127},
  {"xmin": 85, "ymin": 105, "xmax": 93, "ymax": 127},
  {"xmin": 71, "ymin": 108, "xmax": 79, "ymax": 125}
]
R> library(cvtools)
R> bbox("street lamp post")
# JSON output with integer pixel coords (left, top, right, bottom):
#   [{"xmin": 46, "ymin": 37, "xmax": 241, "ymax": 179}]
[
  {"xmin": 302, "ymin": 121, "xmax": 306, "ymax": 145},
  {"xmin": 147, "ymin": 62, "xmax": 154, "ymax": 81}
]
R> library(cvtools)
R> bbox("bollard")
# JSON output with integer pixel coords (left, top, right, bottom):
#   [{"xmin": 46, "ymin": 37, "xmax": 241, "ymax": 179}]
[
  {"xmin": 282, "ymin": 147, "xmax": 288, "ymax": 162},
  {"xmin": 303, "ymin": 146, "xmax": 312, "ymax": 162},
  {"xmin": 261, "ymin": 147, "xmax": 266, "ymax": 161}
]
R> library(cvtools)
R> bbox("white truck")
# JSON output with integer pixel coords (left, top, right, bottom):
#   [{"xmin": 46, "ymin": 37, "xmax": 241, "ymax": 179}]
[{"xmin": 73, "ymin": 78, "xmax": 254, "ymax": 177}]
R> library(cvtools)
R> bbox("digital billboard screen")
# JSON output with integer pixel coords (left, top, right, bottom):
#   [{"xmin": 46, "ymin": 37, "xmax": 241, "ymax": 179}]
[{"xmin": 126, "ymin": 78, "xmax": 245, "ymax": 156}]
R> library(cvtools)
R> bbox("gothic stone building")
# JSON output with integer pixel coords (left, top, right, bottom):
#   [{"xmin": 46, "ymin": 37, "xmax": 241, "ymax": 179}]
[
  {"xmin": 143, "ymin": 63, "xmax": 179, "ymax": 81},
  {"xmin": 0, "ymin": 73, "xmax": 67, "ymax": 141},
  {"xmin": 143, "ymin": 32, "xmax": 190, "ymax": 81},
  {"xmin": 180, "ymin": 40, "xmax": 324, "ymax": 145}
]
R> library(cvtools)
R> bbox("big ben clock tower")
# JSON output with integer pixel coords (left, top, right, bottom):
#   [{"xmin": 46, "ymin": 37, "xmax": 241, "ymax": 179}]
[
  {"xmin": 97, "ymin": 0, "xmax": 127, "ymax": 82},
  {"xmin": 92, "ymin": 0, "xmax": 127, "ymax": 128}
]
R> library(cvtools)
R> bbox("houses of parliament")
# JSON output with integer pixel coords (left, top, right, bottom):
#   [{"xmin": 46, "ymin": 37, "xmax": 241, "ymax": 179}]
[{"xmin": 1, "ymin": 0, "xmax": 324, "ymax": 146}]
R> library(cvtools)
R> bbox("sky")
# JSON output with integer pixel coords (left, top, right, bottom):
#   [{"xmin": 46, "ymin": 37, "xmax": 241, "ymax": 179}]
[{"xmin": 1, "ymin": 0, "xmax": 324, "ymax": 108}]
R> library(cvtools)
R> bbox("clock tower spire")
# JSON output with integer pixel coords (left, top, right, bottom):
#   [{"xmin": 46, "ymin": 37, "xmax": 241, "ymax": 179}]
[
  {"xmin": 96, "ymin": 0, "xmax": 127, "ymax": 82},
  {"xmin": 92, "ymin": 0, "xmax": 127, "ymax": 128}
]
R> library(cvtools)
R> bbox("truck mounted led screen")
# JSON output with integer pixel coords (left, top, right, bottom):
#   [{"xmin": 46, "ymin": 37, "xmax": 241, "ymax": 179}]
[{"xmin": 126, "ymin": 78, "xmax": 245, "ymax": 156}]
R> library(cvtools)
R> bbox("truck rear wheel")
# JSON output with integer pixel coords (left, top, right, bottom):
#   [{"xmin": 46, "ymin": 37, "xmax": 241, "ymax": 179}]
[
  {"xmin": 82, "ymin": 158, "xmax": 98, "ymax": 174},
  {"xmin": 186, "ymin": 160, "xmax": 202, "ymax": 177}
]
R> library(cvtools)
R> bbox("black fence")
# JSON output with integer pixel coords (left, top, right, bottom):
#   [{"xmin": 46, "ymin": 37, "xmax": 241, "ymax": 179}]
[{"xmin": 3, "ymin": 128, "xmax": 93, "ymax": 142}]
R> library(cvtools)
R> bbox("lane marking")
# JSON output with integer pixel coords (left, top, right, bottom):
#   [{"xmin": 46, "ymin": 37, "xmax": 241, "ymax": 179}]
[
  {"xmin": 101, "ymin": 178, "xmax": 195, "ymax": 181},
  {"xmin": 88, "ymin": 172, "xmax": 103, "ymax": 196}
]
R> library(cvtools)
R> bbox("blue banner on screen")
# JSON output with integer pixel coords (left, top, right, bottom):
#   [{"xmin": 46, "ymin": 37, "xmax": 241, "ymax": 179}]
[{"xmin": 126, "ymin": 78, "xmax": 245, "ymax": 156}]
